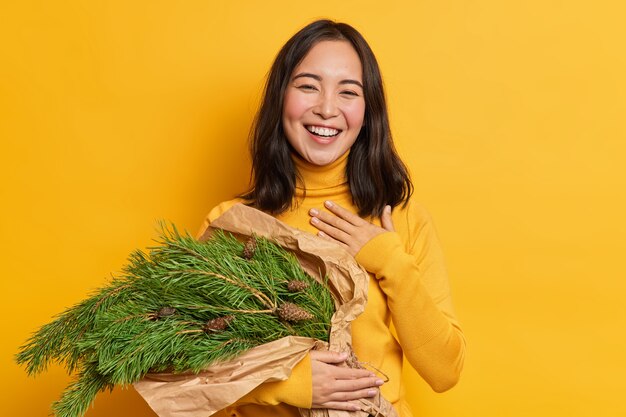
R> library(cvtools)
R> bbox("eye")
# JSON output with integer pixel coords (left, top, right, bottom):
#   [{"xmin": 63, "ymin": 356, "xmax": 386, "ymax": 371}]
[
  {"xmin": 297, "ymin": 84, "xmax": 318, "ymax": 91},
  {"xmin": 340, "ymin": 90, "xmax": 360, "ymax": 97}
]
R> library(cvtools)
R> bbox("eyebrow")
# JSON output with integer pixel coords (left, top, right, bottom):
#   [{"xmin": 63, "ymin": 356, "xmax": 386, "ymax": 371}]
[{"xmin": 292, "ymin": 72, "xmax": 364, "ymax": 89}]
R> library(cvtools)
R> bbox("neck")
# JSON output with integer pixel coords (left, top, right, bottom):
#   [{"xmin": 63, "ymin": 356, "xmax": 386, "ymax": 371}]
[{"xmin": 292, "ymin": 151, "xmax": 349, "ymax": 192}]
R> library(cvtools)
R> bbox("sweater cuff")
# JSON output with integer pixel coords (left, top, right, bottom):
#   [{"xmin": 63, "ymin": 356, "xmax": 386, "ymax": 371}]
[
  {"xmin": 355, "ymin": 232, "xmax": 405, "ymax": 277},
  {"xmin": 240, "ymin": 352, "xmax": 312, "ymax": 408}
]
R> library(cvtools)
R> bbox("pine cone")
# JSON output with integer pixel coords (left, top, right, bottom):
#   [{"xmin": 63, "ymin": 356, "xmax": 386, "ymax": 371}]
[
  {"xmin": 203, "ymin": 315, "xmax": 235, "ymax": 333},
  {"xmin": 242, "ymin": 236, "xmax": 257, "ymax": 260},
  {"xmin": 276, "ymin": 302, "xmax": 313, "ymax": 322},
  {"xmin": 287, "ymin": 280, "xmax": 310, "ymax": 292},
  {"xmin": 156, "ymin": 307, "xmax": 176, "ymax": 319}
]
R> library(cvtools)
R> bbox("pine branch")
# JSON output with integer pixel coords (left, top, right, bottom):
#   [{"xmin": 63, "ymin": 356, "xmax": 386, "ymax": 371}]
[
  {"xmin": 51, "ymin": 362, "xmax": 112, "ymax": 417},
  {"xmin": 185, "ymin": 269, "xmax": 276, "ymax": 310},
  {"xmin": 16, "ymin": 225, "xmax": 335, "ymax": 417},
  {"xmin": 16, "ymin": 276, "xmax": 138, "ymax": 376}
]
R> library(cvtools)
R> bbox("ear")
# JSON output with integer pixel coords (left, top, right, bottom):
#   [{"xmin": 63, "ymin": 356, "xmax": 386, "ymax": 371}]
[{"xmin": 381, "ymin": 205, "xmax": 394, "ymax": 232}]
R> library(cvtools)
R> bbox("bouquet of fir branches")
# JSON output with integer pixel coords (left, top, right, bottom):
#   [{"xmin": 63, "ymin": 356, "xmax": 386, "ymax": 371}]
[{"xmin": 16, "ymin": 223, "xmax": 335, "ymax": 417}]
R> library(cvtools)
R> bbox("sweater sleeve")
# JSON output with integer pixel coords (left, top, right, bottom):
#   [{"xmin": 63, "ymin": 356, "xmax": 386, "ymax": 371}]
[
  {"xmin": 236, "ymin": 354, "xmax": 312, "ymax": 407},
  {"xmin": 195, "ymin": 200, "xmax": 313, "ymax": 409},
  {"xmin": 354, "ymin": 203, "xmax": 465, "ymax": 392}
]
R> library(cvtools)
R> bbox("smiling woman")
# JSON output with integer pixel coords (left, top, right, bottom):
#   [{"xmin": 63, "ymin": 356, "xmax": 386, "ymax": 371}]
[
  {"xmin": 196, "ymin": 19, "xmax": 466, "ymax": 417},
  {"xmin": 282, "ymin": 40, "xmax": 365, "ymax": 166},
  {"xmin": 241, "ymin": 20, "xmax": 412, "ymax": 217}
]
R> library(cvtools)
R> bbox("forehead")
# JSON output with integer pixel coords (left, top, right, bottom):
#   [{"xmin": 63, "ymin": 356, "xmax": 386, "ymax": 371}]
[{"xmin": 293, "ymin": 40, "xmax": 363, "ymax": 81}]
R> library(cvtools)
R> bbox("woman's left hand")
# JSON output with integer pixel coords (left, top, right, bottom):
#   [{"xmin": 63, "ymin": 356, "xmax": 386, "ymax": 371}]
[{"xmin": 309, "ymin": 200, "xmax": 395, "ymax": 257}]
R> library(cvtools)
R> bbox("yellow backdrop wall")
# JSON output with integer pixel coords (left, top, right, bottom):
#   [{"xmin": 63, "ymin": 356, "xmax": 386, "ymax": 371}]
[{"xmin": 2, "ymin": 1, "xmax": 625, "ymax": 416}]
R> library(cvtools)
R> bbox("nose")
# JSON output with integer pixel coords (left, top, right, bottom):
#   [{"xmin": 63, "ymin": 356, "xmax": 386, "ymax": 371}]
[{"xmin": 313, "ymin": 92, "xmax": 339, "ymax": 119}]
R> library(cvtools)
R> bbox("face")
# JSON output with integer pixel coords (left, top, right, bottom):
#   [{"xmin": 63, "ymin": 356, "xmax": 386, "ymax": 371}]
[{"xmin": 282, "ymin": 40, "xmax": 365, "ymax": 166}]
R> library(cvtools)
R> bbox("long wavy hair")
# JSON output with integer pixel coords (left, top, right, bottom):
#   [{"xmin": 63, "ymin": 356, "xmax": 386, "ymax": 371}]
[{"xmin": 241, "ymin": 19, "xmax": 412, "ymax": 217}]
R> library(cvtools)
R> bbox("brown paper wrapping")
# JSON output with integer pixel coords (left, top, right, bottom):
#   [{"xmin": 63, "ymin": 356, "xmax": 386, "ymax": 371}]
[{"xmin": 134, "ymin": 204, "xmax": 397, "ymax": 417}]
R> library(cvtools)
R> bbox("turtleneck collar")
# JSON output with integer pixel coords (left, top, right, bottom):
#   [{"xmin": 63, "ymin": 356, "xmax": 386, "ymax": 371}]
[{"xmin": 292, "ymin": 151, "xmax": 350, "ymax": 197}]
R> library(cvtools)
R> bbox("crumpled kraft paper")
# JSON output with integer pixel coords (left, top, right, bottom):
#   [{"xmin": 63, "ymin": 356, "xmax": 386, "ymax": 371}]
[{"xmin": 134, "ymin": 203, "xmax": 398, "ymax": 417}]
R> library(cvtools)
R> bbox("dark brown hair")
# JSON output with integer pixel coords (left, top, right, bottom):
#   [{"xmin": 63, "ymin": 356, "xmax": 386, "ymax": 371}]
[{"xmin": 242, "ymin": 19, "xmax": 412, "ymax": 217}]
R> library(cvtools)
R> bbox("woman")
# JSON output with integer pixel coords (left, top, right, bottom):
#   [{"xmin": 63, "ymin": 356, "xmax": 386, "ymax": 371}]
[{"xmin": 197, "ymin": 19, "xmax": 465, "ymax": 417}]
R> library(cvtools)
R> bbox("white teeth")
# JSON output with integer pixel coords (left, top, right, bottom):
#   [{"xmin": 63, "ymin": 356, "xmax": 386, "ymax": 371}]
[{"xmin": 307, "ymin": 125, "xmax": 339, "ymax": 137}]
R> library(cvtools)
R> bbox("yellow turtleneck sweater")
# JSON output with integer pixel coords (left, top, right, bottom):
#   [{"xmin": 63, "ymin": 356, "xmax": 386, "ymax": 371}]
[{"xmin": 196, "ymin": 152, "xmax": 465, "ymax": 417}]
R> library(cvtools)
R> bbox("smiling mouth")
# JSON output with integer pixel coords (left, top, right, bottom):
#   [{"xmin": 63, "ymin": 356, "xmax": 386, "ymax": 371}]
[{"xmin": 306, "ymin": 125, "xmax": 341, "ymax": 138}]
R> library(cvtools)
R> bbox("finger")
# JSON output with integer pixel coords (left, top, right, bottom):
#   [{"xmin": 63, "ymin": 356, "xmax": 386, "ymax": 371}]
[
  {"xmin": 323, "ymin": 200, "xmax": 365, "ymax": 226},
  {"xmin": 310, "ymin": 350, "xmax": 349, "ymax": 364},
  {"xmin": 310, "ymin": 208, "xmax": 354, "ymax": 234},
  {"xmin": 317, "ymin": 230, "xmax": 350, "ymax": 250},
  {"xmin": 310, "ymin": 215, "xmax": 352, "ymax": 243},
  {"xmin": 310, "ymin": 354, "xmax": 378, "ymax": 381},
  {"xmin": 381, "ymin": 205, "xmax": 395, "ymax": 232},
  {"xmin": 327, "ymin": 365, "xmax": 378, "ymax": 381},
  {"xmin": 327, "ymin": 387, "xmax": 379, "ymax": 402},
  {"xmin": 316, "ymin": 401, "xmax": 362, "ymax": 412},
  {"xmin": 332, "ymin": 376, "xmax": 384, "ymax": 392}
]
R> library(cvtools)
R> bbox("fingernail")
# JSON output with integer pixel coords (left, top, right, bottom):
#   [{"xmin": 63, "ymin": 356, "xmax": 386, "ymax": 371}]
[
  {"xmin": 375, "ymin": 379, "xmax": 384, "ymax": 386},
  {"xmin": 385, "ymin": 205, "xmax": 391, "ymax": 213},
  {"xmin": 367, "ymin": 389, "xmax": 378, "ymax": 396},
  {"xmin": 317, "ymin": 231, "xmax": 326, "ymax": 237},
  {"xmin": 351, "ymin": 404, "xmax": 361, "ymax": 411},
  {"xmin": 310, "ymin": 217, "xmax": 319, "ymax": 224},
  {"xmin": 309, "ymin": 208, "xmax": 319, "ymax": 216},
  {"xmin": 324, "ymin": 200, "xmax": 333, "ymax": 208},
  {"xmin": 339, "ymin": 352, "xmax": 348, "ymax": 360}
]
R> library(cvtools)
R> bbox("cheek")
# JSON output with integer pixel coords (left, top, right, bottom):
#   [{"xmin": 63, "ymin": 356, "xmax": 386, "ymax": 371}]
[
  {"xmin": 345, "ymin": 101, "xmax": 366, "ymax": 129},
  {"xmin": 282, "ymin": 91, "xmax": 309, "ymax": 123}
]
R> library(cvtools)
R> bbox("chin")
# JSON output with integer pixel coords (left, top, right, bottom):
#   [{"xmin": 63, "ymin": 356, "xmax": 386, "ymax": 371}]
[{"xmin": 307, "ymin": 153, "xmax": 339, "ymax": 166}]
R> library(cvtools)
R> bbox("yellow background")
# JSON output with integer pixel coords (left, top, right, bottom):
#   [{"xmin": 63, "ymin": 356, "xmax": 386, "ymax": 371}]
[{"xmin": 2, "ymin": 1, "xmax": 624, "ymax": 416}]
